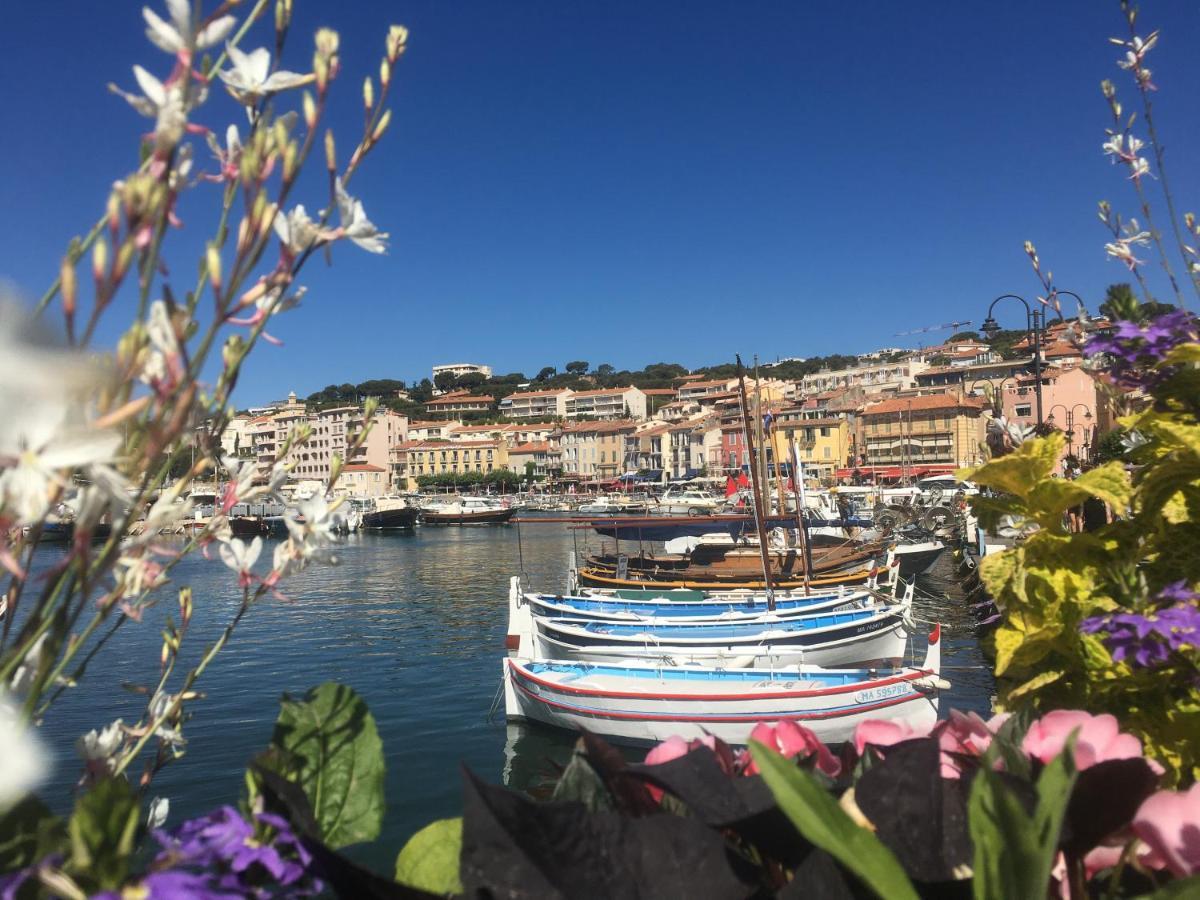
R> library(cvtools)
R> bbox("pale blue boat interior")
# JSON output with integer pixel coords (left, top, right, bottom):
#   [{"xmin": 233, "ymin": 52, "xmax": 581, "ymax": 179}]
[
  {"xmin": 552, "ymin": 607, "xmax": 882, "ymax": 638},
  {"xmin": 533, "ymin": 594, "xmax": 843, "ymax": 618},
  {"xmin": 523, "ymin": 659, "xmax": 900, "ymax": 687}
]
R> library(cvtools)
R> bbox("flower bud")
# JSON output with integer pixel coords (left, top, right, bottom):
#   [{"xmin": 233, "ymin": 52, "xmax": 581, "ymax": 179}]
[
  {"xmin": 315, "ymin": 27, "xmax": 340, "ymax": 57},
  {"xmin": 60, "ymin": 255, "xmax": 78, "ymax": 317},
  {"xmin": 303, "ymin": 91, "xmax": 317, "ymax": 128},
  {"xmin": 330, "ymin": 453, "xmax": 343, "ymax": 484},
  {"xmin": 363, "ymin": 76, "xmax": 374, "ymax": 110},
  {"xmin": 380, "ymin": 58, "xmax": 391, "ymax": 87},
  {"xmin": 92, "ymin": 237, "xmax": 109, "ymax": 284},
  {"xmin": 324, "ymin": 129, "xmax": 336, "ymax": 172},
  {"xmin": 106, "ymin": 190, "xmax": 121, "ymax": 233},
  {"xmin": 372, "ymin": 109, "xmax": 392, "ymax": 143},
  {"xmin": 178, "ymin": 587, "xmax": 193, "ymax": 628},
  {"xmin": 258, "ymin": 203, "xmax": 279, "ymax": 242},
  {"xmin": 206, "ymin": 243, "xmax": 222, "ymax": 293},
  {"xmin": 223, "ymin": 334, "xmax": 246, "ymax": 371},
  {"xmin": 387, "ymin": 25, "xmax": 408, "ymax": 62},
  {"xmin": 313, "ymin": 54, "xmax": 328, "ymax": 92},
  {"xmin": 282, "ymin": 140, "xmax": 299, "ymax": 182},
  {"xmin": 114, "ymin": 239, "xmax": 136, "ymax": 282},
  {"xmin": 275, "ymin": 0, "xmax": 292, "ymax": 32},
  {"xmin": 250, "ymin": 191, "xmax": 268, "ymax": 231}
]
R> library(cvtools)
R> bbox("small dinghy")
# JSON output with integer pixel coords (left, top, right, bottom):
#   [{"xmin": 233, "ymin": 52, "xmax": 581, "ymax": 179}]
[{"xmin": 503, "ymin": 626, "xmax": 945, "ymax": 747}]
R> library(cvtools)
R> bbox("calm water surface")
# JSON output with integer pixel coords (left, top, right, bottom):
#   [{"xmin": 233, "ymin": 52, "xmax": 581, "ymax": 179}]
[{"xmin": 28, "ymin": 524, "xmax": 993, "ymax": 871}]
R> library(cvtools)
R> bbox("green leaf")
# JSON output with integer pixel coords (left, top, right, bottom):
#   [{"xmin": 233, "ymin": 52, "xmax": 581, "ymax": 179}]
[
  {"xmin": 550, "ymin": 751, "xmax": 614, "ymax": 812},
  {"xmin": 968, "ymin": 433, "xmax": 1065, "ymax": 499},
  {"xmin": 67, "ymin": 778, "xmax": 139, "ymax": 892},
  {"xmin": 394, "ymin": 817, "xmax": 463, "ymax": 895},
  {"xmin": 0, "ymin": 794, "xmax": 67, "ymax": 876},
  {"xmin": 749, "ymin": 741, "xmax": 918, "ymax": 900},
  {"xmin": 1136, "ymin": 874, "xmax": 1200, "ymax": 898},
  {"xmin": 266, "ymin": 682, "xmax": 385, "ymax": 849},
  {"xmin": 968, "ymin": 745, "xmax": 1076, "ymax": 900}
]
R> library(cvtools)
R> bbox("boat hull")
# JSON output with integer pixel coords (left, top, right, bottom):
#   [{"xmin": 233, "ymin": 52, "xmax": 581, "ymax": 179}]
[
  {"xmin": 421, "ymin": 508, "xmax": 515, "ymax": 525},
  {"xmin": 524, "ymin": 590, "xmax": 870, "ymax": 623},
  {"xmin": 576, "ymin": 565, "xmax": 875, "ymax": 591},
  {"xmin": 362, "ymin": 507, "xmax": 420, "ymax": 529},
  {"xmin": 895, "ymin": 541, "xmax": 946, "ymax": 577},
  {"xmin": 503, "ymin": 651, "xmax": 941, "ymax": 748}
]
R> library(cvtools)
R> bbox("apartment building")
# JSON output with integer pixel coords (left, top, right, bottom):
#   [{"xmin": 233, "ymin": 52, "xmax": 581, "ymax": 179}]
[
  {"xmin": 407, "ymin": 420, "xmax": 460, "ymax": 441},
  {"xmin": 508, "ymin": 442, "xmax": 561, "ymax": 479},
  {"xmin": 771, "ymin": 412, "xmax": 851, "ymax": 483},
  {"xmin": 431, "ymin": 362, "xmax": 492, "ymax": 380},
  {"xmin": 564, "ymin": 386, "xmax": 647, "ymax": 421},
  {"xmin": 337, "ymin": 464, "xmax": 388, "ymax": 497},
  {"xmin": 859, "ymin": 393, "xmax": 987, "ymax": 472},
  {"xmin": 676, "ymin": 378, "xmax": 733, "ymax": 402},
  {"xmin": 498, "ymin": 388, "xmax": 573, "ymax": 420},
  {"xmin": 798, "ymin": 358, "xmax": 928, "ymax": 395},
  {"xmin": 405, "ymin": 439, "xmax": 509, "ymax": 478},
  {"xmin": 424, "ymin": 391, "xmax": 494, "ymax": 416},
  {"xmin": 558, "ymin": 420, "xmax": 638, "ymax": 478}
]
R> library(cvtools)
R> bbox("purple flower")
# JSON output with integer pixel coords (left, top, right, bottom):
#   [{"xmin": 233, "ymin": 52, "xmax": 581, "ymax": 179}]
[
  {"xmin": 1085, "ymin": 311, "xmax": 1199, "ymax": 388},
  {"xmin": 149, "ymin": 806, "xmax": 320, "ymax": 896},
  {"xmin": 92, "ymin": 870, "xmax": 244, "ymax": 900},
  {"xmin": 1082, "ymin": 593, "xmax": 1200, "ymax": 668}
]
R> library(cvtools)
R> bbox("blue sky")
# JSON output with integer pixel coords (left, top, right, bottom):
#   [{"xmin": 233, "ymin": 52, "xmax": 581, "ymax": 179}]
[{"xmin": 2, "ymin": 1, "xmax": 1198, "ymax": 404}]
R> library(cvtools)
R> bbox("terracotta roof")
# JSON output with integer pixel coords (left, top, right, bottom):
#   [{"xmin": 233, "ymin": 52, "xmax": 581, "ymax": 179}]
[
  {"xmin": 410, "ymin": 439, "xmax": 502, "ymax": 449},
  {"xmin": 641, "ymin": 388, "xmax": 678, "ymax": 396},
  {"xmin": 427, "ymin": 394, "xmax": 494, "ymax": 405},
  {"xmin": 501, "ymin": 389, "xmax": 572, "ymax": 400},
  {"xmin": 343, "ymin": 464, "xmax": 386, "ymax": 472},
  {"xmin": 568, "ymin": 386, "xmax": 642, "ymax": 398},
  {"xmin": 560, "ymin": 419, "xmax": 639, "ymax": 434},
  {"xmin": 864, "ymin": 394, "xmax": 985, "ymax": 415},
  {"xmin": 510, "ymin": 442, "xmax": 553, "ymax": 453}
]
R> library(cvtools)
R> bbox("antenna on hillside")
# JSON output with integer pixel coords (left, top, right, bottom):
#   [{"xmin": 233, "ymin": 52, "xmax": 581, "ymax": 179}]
[{"xmin": 894, "ymin": 319, "xmax": 973, "ymax": 337}]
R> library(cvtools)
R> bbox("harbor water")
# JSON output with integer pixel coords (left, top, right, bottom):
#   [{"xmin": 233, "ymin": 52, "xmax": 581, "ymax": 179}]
[{"xmin": 27, "ymin": 524, "xmax": 994, "ymax": 872}]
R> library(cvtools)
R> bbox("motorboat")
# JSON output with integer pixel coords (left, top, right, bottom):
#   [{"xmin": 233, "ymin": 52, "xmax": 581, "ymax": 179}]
[{"xmin": 420, "ymin": 495, "xmax": 516, "ymax": 525}]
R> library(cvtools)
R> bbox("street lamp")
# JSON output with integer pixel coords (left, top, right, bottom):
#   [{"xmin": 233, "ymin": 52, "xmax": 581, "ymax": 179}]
[
  {"xmin": 1047, "ymin": 403, "xmax": 1094, "ymax": 464},
  {"xmin": 1048, "ymin": 289, "xmax": 1087, "ymax": 323},
  {"xmin": 980, "ymin": 294, "xmax": 1046, "ymax": 426},
  {"xmin": 970, "ymin": 376, "xmax": 1015, "ymax": 416}
]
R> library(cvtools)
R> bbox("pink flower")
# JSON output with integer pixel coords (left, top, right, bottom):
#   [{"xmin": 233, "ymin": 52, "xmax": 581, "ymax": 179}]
[
  {"xmin": 853, "ymin": 718, "xmax": 931, "ymax": 756},
  {"xmin": 1021, "ymin": 710, "xmax": 1148, "ymax": 771},
  {"xmin": 932, "ymin": 711, "xmax": 995, "ymax": 778},
  {"xmin": 642, "ymin": 734, "xmax": 721, "ymax": 802},
  {"xmin": 1132, "ymin": 784, "xmax": 1200, "ymax": 877},
  {"xmin": 746, "ymin": 721, "xmax": 841, "ymax": 777},
  {"xmin": 644, "ymin": 736, "xmax": 690, "ymax": 768}
]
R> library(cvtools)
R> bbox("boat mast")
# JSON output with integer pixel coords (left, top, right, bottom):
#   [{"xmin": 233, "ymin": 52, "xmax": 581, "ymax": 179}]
[
  {"xmin": 736, "ymin": 355, "xmax": 776, "ymax": 611},
  {"xmin": 786, "ymin": 432, "xmax": 813, "ymax": 595}
]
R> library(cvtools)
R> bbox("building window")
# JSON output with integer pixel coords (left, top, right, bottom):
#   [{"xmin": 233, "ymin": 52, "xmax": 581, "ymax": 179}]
[{"xmin": 1015, "ymin": 404, "xmax": 1032, "ymax": 417}]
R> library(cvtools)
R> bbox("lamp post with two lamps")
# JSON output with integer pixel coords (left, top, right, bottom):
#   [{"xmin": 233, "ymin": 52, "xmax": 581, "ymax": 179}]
[
  {"xmin": 979, "ymin": 294, "xmax": 1046, "ymax": 426},
  {"xmin": 1047, "ymin": 403, "xmax": 1094, "ymax": 468}
]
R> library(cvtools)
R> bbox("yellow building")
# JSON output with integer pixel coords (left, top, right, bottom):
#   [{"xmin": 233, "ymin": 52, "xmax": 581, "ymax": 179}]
[
  {"xmin": 337, "ymin": 464, "xmax": 388, "ymax": 497},
  {"xmin": 406, "ymin": 439, "xmax": 509, "ymax": 478},
  {"xmin": 770, "ymin": 416, "xmax": 850, "ymax": 483}
]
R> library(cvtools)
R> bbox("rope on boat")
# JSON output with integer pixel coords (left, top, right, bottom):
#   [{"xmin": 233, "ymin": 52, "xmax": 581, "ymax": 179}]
[{"xmin": 486, "ymin": 676, "xmax": 505, "ymax": 724}]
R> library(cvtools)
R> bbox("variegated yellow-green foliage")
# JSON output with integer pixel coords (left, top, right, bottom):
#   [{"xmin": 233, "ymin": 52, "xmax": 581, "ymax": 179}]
[{"xmin": 961, "ymin": 348, "xmax": 1200, "ymax": 784}]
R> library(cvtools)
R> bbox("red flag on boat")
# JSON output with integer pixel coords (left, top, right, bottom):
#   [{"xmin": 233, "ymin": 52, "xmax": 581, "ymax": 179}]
[
  {"xmin": 736, "ymin": 471, "xmax": 750, "ymax": 489},
  {"xmin": 725, "ymin": 475, "xmax": 738, "ymax": 498}
]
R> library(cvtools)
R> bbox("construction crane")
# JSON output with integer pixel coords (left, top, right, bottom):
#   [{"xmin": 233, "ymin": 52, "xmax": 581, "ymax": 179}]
[{"xmin": 894, "ymin": 319, "xmax": 973, "ymax": 337}]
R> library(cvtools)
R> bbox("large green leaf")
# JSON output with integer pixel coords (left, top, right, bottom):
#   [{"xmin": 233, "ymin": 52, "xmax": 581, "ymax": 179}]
[
  {"xmin": 968, "ymin": 746, "xmax": 1076, "ymax": 900},
  {"xmin": 268, "ymin": 682, "xmax": 385, "ymax": 848},
  {"xmin": 394, "ymin": 817, "xmax": 463, "ymax": 895},
  {"xmin": 967, "ymin": 433, "xmax": 1065, "ymax": 498},
  {"xmin": 67, "ymin": 778, "xmax": 139, "ymax": 892},
  {"xmin": 749, "ymin": 741, "xmax": 918, "ymax": 900},
  {"xmin": 0, "ymin": 794, "xmax": 67, "ymax": 876}
]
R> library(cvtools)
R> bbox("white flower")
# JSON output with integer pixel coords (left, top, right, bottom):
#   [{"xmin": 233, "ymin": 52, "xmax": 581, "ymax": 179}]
[
  {"xmin": 285, "ymin": 495, "xmax": 338, "ymax": 548},
  {"xmin": 113, "ymin": 553, "xmax": 168, "ymax": 601},
  {"xmin": 76, "ymin": 719, "xmax": 124, "ymax": 762},
  {"xmin": 9, "ymin": 634, "xmax": 48, "ymax": 698},
  {"xmin": 218, "ymin": 44, "xmax": 309, "ymax": 105},
  {"xmin": 335, "ymin": 178, "xmax": 389, "ymax": 254},
  {"xmin": 219, "ymin": 536, "xmax": 262, "ymax": 584},
  {"xmin": 147, "ymin": 796, "xmax": 170, "ymax": 829},
  {"xmin": 273, "ymin": 205, "xmax": 326, "ymax": 254},
  {"xmin": 0, "ymin": 695, "xmax": 47, "ymax": 811},
  {"xmin": 0, "ymin": 430, "xmax": 120, "ymax": 526},
  {"xmin": 148, "ymin": 692, "xmax": 186, "ymax": 749},
  {"xmin": 144, "ymin": 0, "xmax": 235, "ymax": 56},
  {"xmin": 108, "ymin": 66, "xmax": 194, "ymax": 152},
  {"xmin": 142, "ymin": 488, "xmax": 193, "ymax": 536},
  {"xmin": 139, "ymin": 300, "xmax": 183, "ymax": 389}
]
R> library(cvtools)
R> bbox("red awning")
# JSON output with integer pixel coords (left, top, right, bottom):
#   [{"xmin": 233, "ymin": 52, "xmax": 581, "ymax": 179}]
[{"xmin": 835, "ymin": 464, "xmax": 958, "ymax": 479}]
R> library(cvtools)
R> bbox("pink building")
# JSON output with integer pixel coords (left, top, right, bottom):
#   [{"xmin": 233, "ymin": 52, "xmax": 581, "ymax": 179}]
[{"xmin": 1001, "ymin": 366, "xmax": 1103, "ymax": 467}]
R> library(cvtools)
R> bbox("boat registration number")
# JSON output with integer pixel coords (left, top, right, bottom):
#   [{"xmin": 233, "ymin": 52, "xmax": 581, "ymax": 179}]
[{"xmin": 853, "ymin": 683, "xmax": 910, "ymax": 705}]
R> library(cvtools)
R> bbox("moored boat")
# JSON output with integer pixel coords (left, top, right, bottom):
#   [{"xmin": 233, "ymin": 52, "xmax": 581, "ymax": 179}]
[
  {"xmin": 421, "ymin": 495, "xmax": 515, "ymax": 525},
  {"xmin": 503, "ymin": 626, "xmax": 945, "ymax": 747},
  {"xmin": 362, "ymin": 497, "xmax": 420, "ymax": 530}
]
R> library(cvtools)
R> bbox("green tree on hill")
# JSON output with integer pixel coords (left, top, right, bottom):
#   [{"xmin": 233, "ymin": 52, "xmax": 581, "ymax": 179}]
[{"xmin": 564, "ymin": 360, "xmax": 589, "ymax": 375}]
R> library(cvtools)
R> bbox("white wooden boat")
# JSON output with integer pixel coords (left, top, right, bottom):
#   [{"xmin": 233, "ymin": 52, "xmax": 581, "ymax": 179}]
[
  {"xmin": 515, "ymin": 572, "xmax": 904, "ymax": 624},
  {"xmin": 420, "ymin": 495, "xmax": 515, "ymax": 525},
  {"xmin": 508, "ymin": 579, "xmax": 913, "ymax": 669},
  {"xmin": 503, "ymin": 626, "xmax": 945, "ymax": 747}
]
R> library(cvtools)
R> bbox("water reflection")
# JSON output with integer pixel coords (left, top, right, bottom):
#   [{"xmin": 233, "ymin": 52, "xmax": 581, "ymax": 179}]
[{"xmin": 23, "ymin": 523, "xmax": 993, "ymax": 867}]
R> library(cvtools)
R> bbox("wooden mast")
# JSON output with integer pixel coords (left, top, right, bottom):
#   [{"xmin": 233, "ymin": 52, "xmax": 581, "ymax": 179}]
[
  {"xmin": 735, "ymin": 355, "xmax": 776, "ymax": 611},
  {"xmin": 786, "ymin": 432, "xmax": 813, "ymax": 595}
]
